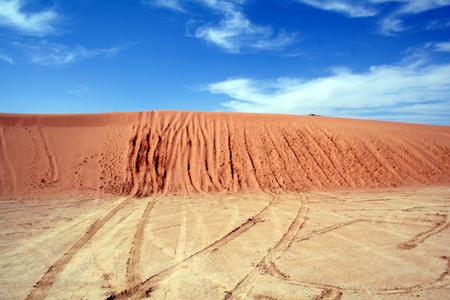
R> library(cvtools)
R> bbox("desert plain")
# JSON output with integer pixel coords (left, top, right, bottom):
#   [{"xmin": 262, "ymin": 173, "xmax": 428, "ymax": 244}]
[{"xmin": 0, "ymin": 111, "xmax": 449, "ymax": 299}]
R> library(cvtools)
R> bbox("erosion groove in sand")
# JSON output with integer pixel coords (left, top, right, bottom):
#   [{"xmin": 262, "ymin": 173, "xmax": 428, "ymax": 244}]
[{"xmin": 1, "ymin": 111, "xmax": 449, "ymax": 200}]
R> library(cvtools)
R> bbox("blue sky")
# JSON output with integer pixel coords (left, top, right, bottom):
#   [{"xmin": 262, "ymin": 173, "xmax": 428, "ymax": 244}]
[{"xmin": 0, "ymin": 0, "xmax": 449, "ymax": 125}]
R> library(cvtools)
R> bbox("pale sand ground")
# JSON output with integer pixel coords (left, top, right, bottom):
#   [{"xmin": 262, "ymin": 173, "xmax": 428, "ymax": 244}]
[{"xmin": 1, "ymin": 187, "xmax": 449, "ymax": 299}]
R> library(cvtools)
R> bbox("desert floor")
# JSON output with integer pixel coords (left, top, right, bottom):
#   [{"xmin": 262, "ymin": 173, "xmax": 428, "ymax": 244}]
[{"xmin": 1, "ymin": 187, "xmax": 449, "ymax": 300}]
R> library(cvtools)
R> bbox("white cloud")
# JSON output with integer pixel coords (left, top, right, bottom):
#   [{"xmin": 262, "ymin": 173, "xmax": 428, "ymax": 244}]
[
  {"xmin": 0, "ymin": 53, "xmax": 13, "ymax": 64},
  {"xmin": 434, "ymin": 41, "xmax": 450, "ymax": 52},
  {"xmin": 195, "ymin": 4, "xmax": 295, "ymax": 53},
  {"xmin": 295, "ymin": 0, "xmax": 377, "ymax": 17},
  {"xmin": 392, "ymin": 0, "xmax": 450, "ymax": 14},
  {"xmin": 294, "ymin": 0, "xmax": 450, "ymax": 36},
  {"xmin": 0, "ymin": 0, "xmax": 58, "ymax": 36},
  {"xmin": 142, "ymin": 0, "xmax": 185, "ymax": 12},
  {"xmin": 201, "ymin": 56, "xmax": 450, "ymax": 124},
  {"xmin": 378, "ymin": 16, "xmax": 405, "ymax": 35},
  {"xmin": 14, "ymin": 39, "xmax": 124, "ymax": 67},
  {"xmin": 67, "ymin": 85, "xmax": 90, "ymax": 96},
  {"xmin": 296, "ymin": 0, "xmax": 450, "ymax": 16},
  {"xmin": 425, "ymin": 19, "xmax": 450, "ymax": 30},
  {"xmin": 146, "ymin": 0, "xmax": 297, "ymax": 53}
]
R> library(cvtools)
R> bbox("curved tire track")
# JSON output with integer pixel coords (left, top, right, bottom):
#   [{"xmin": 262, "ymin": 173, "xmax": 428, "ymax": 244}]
[
  {"xmin": 126, "ymin": 196, "xmax": 158, "ymax": 287},
  {"xmin": 224, "ymin": 193, "xmax": 309, "ymax": 300},
  {"xmin": 397, "ymin": 214, "xmax": 450, "ymax": 249},
  {"xmin": 25, "ymin": 197, "xmax": 133, "ymax": 300},
  {"xmin": 108, "ymin": 195, "xmax": 279, "ymax": 299}
]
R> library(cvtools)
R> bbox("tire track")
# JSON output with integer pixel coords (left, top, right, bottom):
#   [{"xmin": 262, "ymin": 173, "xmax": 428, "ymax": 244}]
[
  {"xmin": 266, "ymin": 256, "xmax": 450, "ymax": 296},
  {"xmin": 243, "ymin": 127, "xmax": 268, "ymax": 193},
  {"xmin": 313, "ymin": 288, "xmax": 343, "ymax": 300},
  {"xmin": 126, "ymin": 196, "xmax": 158, "ymax": 287},
  {"xmin": 39, "ymin": 127, "xmax": 59, "ymax": 184},
  {"xmin": 25, "ymin": 196, "xmax": 133, "ymax": 300},
  {"xmin": 304, "ymin": 125, "xmax": 349, "ymax": 188},
  {"xmin": 224, "ymin": 194, "xmax": 308, "ymax": 300},
  {"xmin": 264, "ymin": 124, "xmax": 292, "ymax": 192},
  {"xmin": 295, "ymin": 129, "xmax": 329, "ymax": 187},
  {"xmin": 174, "ymin": 202, "xmax": 187, "ymax": 261},
  {"xmin": 226, "ymin": 121, "xmax": 237, "ymax": 193},
  {"xmin": 280, "ymin": 129, "xmax": 317, "ymax": 189},
  {"xmin": 294, "ymin": 219, "xmax": 363, "ymax": 243},
  {"xmin": 397, "ymin": 214, "xmax": 450, "ymax": 249},
  {"xmin": 262, "ymin": 203, "xmax": 450, "ymax": 297},
  {"xmin": 0, "ymin": 126, "xmax": 16, "ymax": 198},
  {"xmin": 108, "ymin": 195, "xmax": 279, "ymax": 299}
]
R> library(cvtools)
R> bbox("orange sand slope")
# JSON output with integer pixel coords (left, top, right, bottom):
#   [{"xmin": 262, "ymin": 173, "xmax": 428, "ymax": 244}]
[{"xmin": 0, "ymin": 111, "xmax": 449, "ymax": 200}]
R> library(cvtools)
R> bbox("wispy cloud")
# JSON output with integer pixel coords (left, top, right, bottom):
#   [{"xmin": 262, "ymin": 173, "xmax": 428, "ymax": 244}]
[
  {"xmin": 200, "ymin": 48, "xmax": 450, "ymax": 125},
  {"xmin": 434, "ymin": 41, "xmax": 450, "ymax": 52},
  {"xmin": 294, "ymin": 0, "xmax": 450, "ymax": 36},
  {"xmin": 394, "ymin": 0, "xmax": 450, "ymax": 14},
  {"xmin": 426, "ymin": 20, "xmax": 450, "ymax": 30},
  {"xmin": 14, "ymin": 39, "xmax": 124, "ymax": 67},
  {"xmin": 294, "ymin": 0, "xmax": 377, "ymax": 17},
  {"xmin": 67, "ymin": 85, "xmax": 90, "ymax": 96},
  {"xmin": 144, "ymin": 0, "xmax": 297, "ymax": 53},
  {"xmin": 194, "ymin": 2, "xmax": 296, "ymax": 53},
  {"xmin": 0, "ymin": 53, "xmax": 13, "ymax": 64},
  {"xmin": 378, "ymin": 16, "xmax": 405, "ymax": 36},
  {"xmin": 142, "ymin": 0, "xmax": 185, "ymax": 12},
  {"xmin": 0, "ymin": 0, "xmax": 59, "ymax": 36}
]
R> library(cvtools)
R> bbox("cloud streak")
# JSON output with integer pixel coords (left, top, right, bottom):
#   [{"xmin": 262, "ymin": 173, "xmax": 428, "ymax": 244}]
[
  {"xmin": 434, "ymin": 41, "xmax": 450, "ymax": 52},
  {"xmin": 0, "ymin": 0, "xmax": 58, "ymax": 36},
  {"xmin": 201, "ymin": 50, "xmax": 450, "ymax": 125},
  {"xmin": 295, "ymin": 0, "xmax": 450, "ymax": 36},
  {"xmin": 0, "ymin": 53, "xmax": 13, "ymax": 64},
  {"xmin": 14, "ymin": 39, "xmax": 124, "ymax": 67},
  {"xmin": 144, "ymin": 0, "xmax": 297, "ymax": 53},
  {"xmin": 194, "ymin": 2, "xmax": 295, "ymax": 53},
  {"xmin": 294, "ymin": 0, "xmax": 377, "ymax": 17}
]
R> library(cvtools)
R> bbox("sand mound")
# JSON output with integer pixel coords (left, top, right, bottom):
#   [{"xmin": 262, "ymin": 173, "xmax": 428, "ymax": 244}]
[{"xmin": 0, "ymin": 111, "xmax": 449, "ymax": 199}]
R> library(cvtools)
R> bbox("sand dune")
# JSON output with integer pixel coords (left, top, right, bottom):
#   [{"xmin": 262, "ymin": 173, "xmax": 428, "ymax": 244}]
[
  {"xmin": 1, "ymin": 111, "xmax": 450, "ymax": 299},
  {"xmin": 1, "ymin": 111, "xmax": 449, "ymax": 200}
]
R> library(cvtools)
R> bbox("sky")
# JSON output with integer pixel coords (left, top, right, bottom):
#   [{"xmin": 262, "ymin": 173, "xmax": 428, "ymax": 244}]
[{"xmin": 0, "ymin": 0, "xmax": 450, "ymax": 125}]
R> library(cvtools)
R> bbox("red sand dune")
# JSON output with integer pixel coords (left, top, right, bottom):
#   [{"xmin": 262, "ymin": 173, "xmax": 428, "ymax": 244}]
[{"xmin": 0, "ymin": 111, "xmax": 449, "ymax": 200}]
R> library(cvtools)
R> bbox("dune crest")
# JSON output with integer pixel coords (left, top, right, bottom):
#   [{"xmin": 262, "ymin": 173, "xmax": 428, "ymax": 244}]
[{"xmin": 0, "ymin": 111, "xmax": 449, "ymax": 199}]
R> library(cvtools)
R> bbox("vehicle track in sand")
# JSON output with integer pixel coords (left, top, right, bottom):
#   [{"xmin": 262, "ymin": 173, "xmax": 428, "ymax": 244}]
[
  {"xmin": 108, "ymin": 195, "xmax": 279, "ymax": 299},
  {"xmin": 22, "ymin": 126, "xmax": 59, "ymax": 189},
  {"xmin": 266, "ymin": 255, "xmax": 450, "ymax": 297},
  {"xmin": 0, "ymin": 126, "xmax": 16, "ymax": 199},
  {"xmin": 24, "ymin": 196, "xmax": 133, "ymax": 300},
  {"xmin": 397, "ymin": 214, "xmax": 450, "ymax": 249},
  {"xmin": 223, "ymin": 193, "xmax": 309, "ymax": 300},
  {"xmin": 38, "ymin": 127, "xmax": 59, "ymax": 186},
  {"xmin": 26, "ymin": 119, "xmax": 144, "ymax": 299},
  {"xmin": 126, "ymin": 196, "xmax": 158, "ymax": 287},
  {"xmin": 261, "ymin": 196, "xmax": 450, "ymax": 298}
]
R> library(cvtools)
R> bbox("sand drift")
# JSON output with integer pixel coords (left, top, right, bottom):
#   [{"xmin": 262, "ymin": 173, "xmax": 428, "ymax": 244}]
[{"xmin": 1, "ymin": 111, "xmax": 449, "ymax": 199}]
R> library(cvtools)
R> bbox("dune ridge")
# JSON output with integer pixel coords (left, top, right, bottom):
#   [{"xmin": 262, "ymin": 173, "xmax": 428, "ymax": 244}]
[{"xmin": 0, "ymin": 111, "xmax": 449, "ymax": 200}]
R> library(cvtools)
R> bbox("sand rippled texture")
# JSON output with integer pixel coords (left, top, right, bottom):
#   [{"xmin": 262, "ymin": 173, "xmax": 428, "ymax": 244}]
[{"xmin": 0, "ymin": 111, "xmax": 449, "ymax": 200}]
